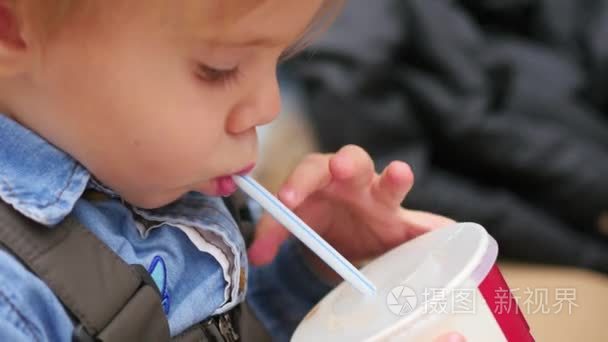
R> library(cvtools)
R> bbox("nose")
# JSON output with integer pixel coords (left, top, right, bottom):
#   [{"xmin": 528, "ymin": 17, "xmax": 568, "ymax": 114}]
[{"xmin": 226, "ymin": 73, "xmax": 281, "ymax": 135}]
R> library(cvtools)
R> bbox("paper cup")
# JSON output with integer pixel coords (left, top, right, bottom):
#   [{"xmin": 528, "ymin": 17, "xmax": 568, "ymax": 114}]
[{"xmin": 292, "ymin": 223, "xmax": 534, "ymax": 341}]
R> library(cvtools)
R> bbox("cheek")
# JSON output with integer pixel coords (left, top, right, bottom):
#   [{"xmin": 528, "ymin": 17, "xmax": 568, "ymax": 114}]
[
  {"xmin": 92, "ymin": 56, "xmax": 227, "ymax": 168},
  {"xmin": 43, "ymin": 63, "xmax": 228, "ymax": 193},
  {"xmin": 112, "ymin": 108, "xmax": 227, "ymax": 182},
  {"xmin": 88, "ymin": 121, "xmax": 224, "ymax": 203},
  {"xmin": 33, "ymin": 26, "xmax": 238, "ymax": 195}
]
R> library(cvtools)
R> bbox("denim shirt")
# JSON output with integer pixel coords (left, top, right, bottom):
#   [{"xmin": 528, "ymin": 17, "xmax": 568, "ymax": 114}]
[{"xmin": 0, "ymin": 114, "xmax": 331, "ymax": 341}]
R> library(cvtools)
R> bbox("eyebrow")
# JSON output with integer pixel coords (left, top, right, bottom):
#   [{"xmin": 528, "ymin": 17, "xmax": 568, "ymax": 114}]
[{"xmin": 202, "ymin": 36, "xmax": 286, "ymax": 49}]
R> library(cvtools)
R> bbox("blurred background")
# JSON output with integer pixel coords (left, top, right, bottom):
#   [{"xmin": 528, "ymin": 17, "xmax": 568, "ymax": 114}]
[{"xmin": 252, "ymin": 0, "xmax": 608, "ymax": 341}]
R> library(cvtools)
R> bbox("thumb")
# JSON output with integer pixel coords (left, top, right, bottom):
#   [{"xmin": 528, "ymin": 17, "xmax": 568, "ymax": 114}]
[{"xmin": 248, "ymin": 213, "xmax": 290, "ymax": 266}]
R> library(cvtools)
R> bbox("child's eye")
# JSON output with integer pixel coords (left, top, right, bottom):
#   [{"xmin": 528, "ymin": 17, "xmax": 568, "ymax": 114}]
[{"xmin": 196, "ymin": 63, "xmax": 239, "ymax": 85}]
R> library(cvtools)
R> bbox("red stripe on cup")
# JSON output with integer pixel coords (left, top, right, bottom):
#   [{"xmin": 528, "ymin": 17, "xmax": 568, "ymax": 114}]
[{"xmin": 478, "ymin": 265, "xmax": 535, "ymax": 342}]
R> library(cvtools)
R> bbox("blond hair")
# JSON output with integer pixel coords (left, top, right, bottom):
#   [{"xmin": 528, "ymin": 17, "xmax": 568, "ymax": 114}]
[{"xmin": 15, "ymin": 0, "xmax": 343, "ymax": 51}]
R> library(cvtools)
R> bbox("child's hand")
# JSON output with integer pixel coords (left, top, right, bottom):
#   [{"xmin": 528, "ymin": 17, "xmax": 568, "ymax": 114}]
[
  {"xmin": 248, "ymin": 145, "xmax": 463, "ymax": 342},
  {"xmin": 248, "ymin": 145, "xmax": 454, "ymax": 277}
]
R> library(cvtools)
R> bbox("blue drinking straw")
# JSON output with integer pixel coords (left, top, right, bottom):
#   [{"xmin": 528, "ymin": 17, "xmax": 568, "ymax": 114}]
[{"xmin": 233, "ymin": 175, "xmax": 377, "ymax": 296}]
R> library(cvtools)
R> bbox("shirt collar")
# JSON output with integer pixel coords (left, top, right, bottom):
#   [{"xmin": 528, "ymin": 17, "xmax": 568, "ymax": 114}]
[{"xmin": 0, "ymin": 115, "xmax": 90, "ymax": 225}]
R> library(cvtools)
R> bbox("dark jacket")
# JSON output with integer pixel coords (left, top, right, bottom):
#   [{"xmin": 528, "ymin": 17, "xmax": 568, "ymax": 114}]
[{"xmin": 289, "ymin": 0, "xmax": 608, "ymax": 273}]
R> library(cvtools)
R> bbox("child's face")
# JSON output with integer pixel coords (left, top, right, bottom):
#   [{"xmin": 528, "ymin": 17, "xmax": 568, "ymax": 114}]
[{"xmin": 12, "ymin": 0, "xmax": 325, "ymax": 208}]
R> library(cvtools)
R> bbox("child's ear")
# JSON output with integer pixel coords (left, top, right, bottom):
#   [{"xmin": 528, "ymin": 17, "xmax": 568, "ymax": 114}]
[{"xmin": 0, "ymin": 2, "xmax": 28, "ymax": 76}]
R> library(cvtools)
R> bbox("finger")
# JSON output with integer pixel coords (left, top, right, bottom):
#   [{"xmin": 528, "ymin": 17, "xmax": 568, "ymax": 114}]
[
  {"xmin": 372, "ymin": 161, "xmax": 414, "ymax": 207},
  {"xmin": 278, "ymin": 153, "xmax": 332, "ymax": 208},
  {"xmin": 248, "ymin": 213, "xmax": 290, "ymax": 266},
  {"xmin": 329, "ymin": 145, "xmax": 375, "ymax": 189},
  {"xmin": 433, "ymin": 332, "xmax": 466, "ymax": 342}
]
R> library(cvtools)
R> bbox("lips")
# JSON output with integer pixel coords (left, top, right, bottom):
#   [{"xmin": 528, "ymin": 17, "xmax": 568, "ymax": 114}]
[
  {"xmin": 213, "ymin": 163, "xmax": 255, "ymax": 197},
  {"xmin": 235, "ymin": 163, "xmax": 256, "ymax": 176}
]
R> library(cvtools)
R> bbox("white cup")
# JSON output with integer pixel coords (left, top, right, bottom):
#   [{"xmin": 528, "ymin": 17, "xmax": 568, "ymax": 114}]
[{"xmin": 291, "ymin": 223, "xmax": 534, "ymax": 342}]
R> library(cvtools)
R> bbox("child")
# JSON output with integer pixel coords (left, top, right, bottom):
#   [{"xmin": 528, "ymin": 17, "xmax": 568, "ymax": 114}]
[{"xmin": 0, "ymin": 1, "xmax": 463, "ymax": 341}]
